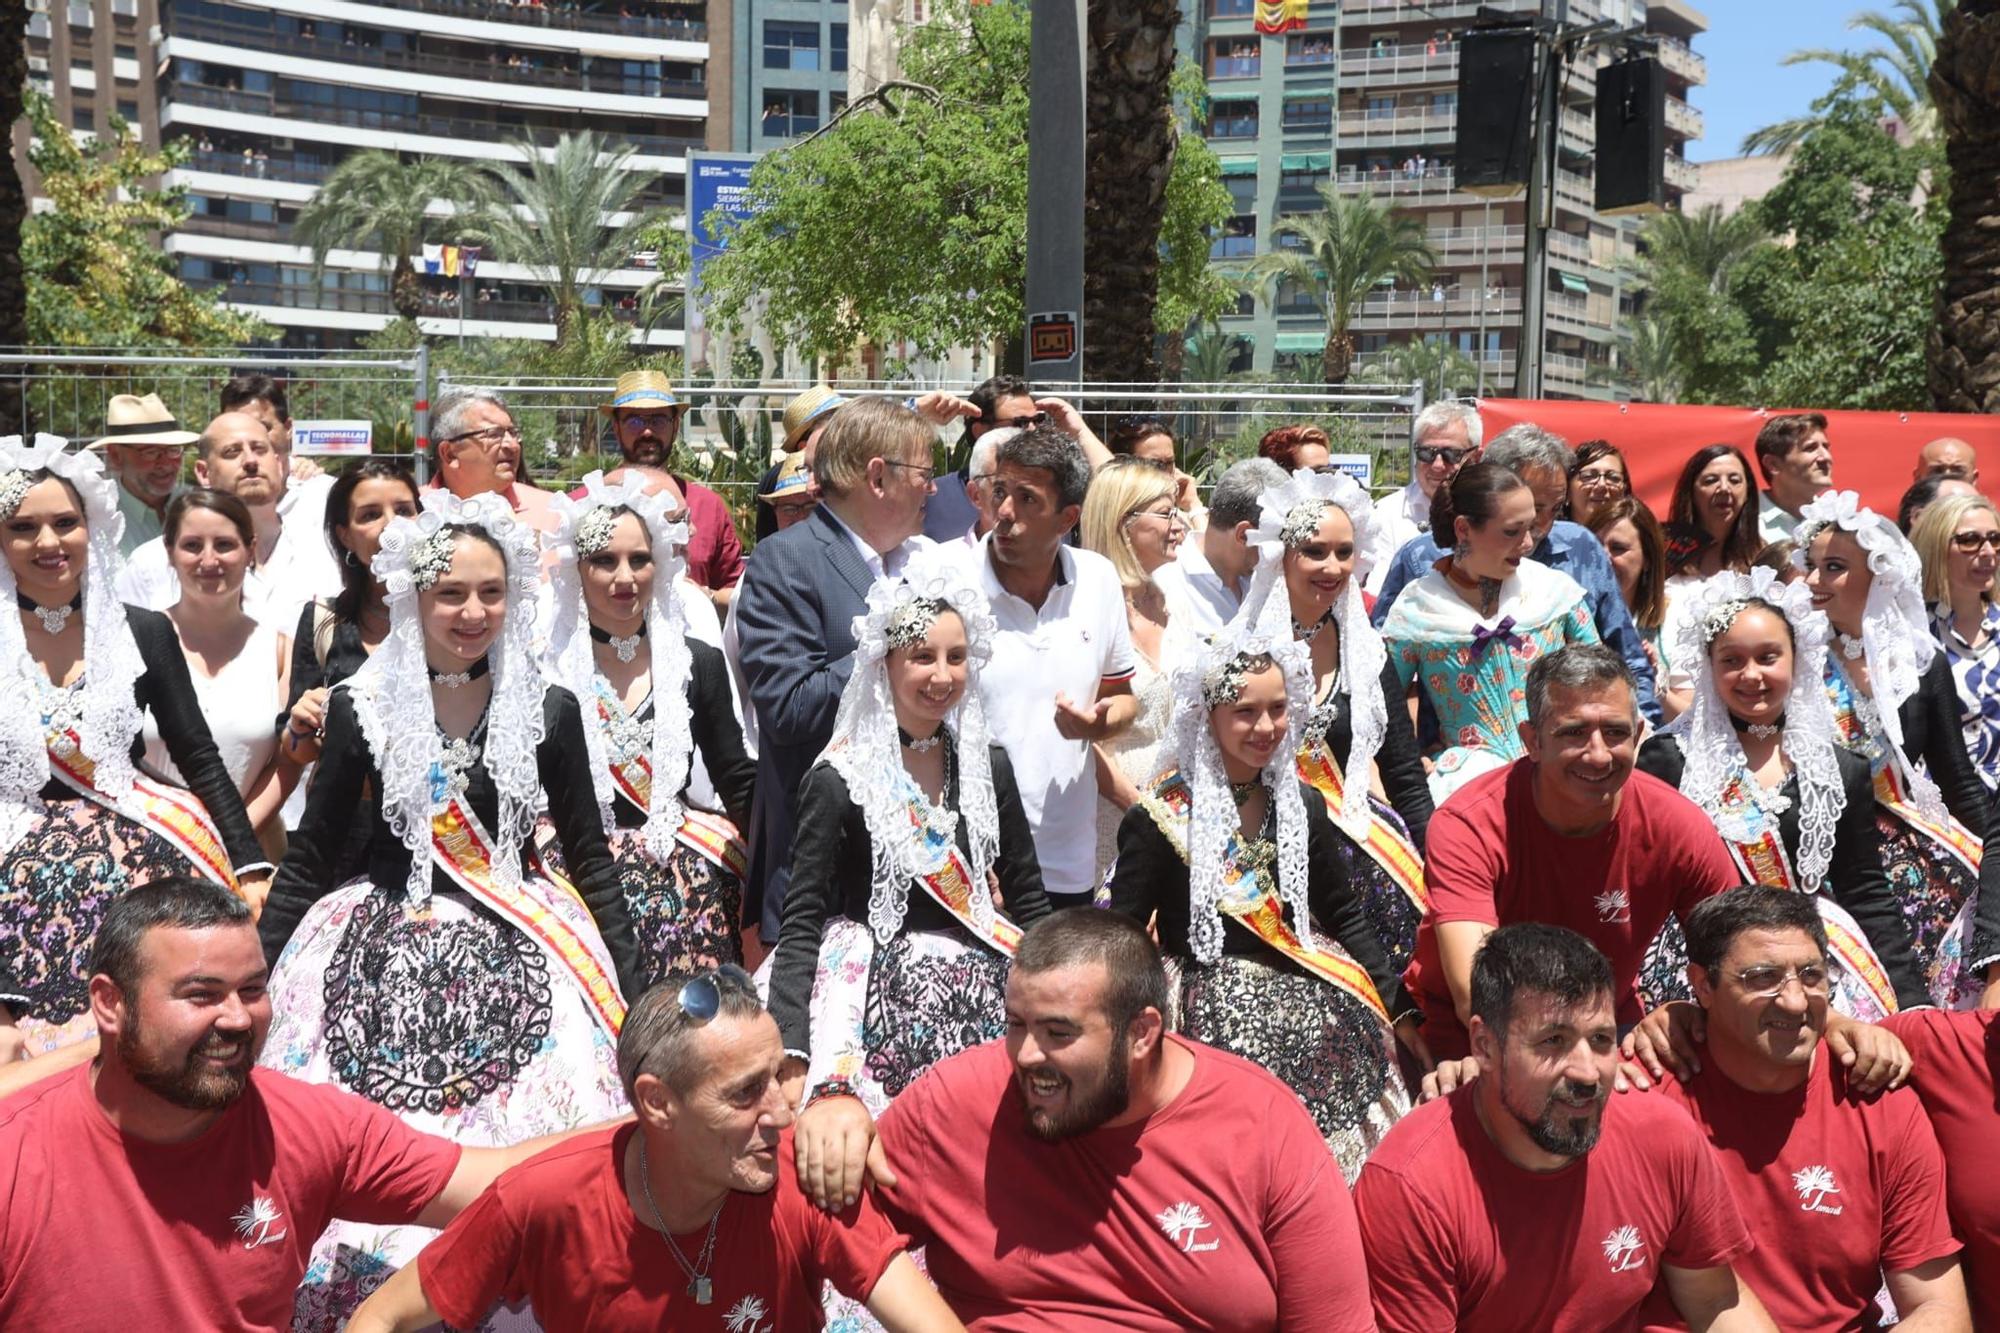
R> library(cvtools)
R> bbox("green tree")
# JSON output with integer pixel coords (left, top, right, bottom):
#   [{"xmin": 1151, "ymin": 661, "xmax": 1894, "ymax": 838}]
[
  {"xmin": 1357, "ymin": 337, "xmax": 1480, "ymax": 399},
  {"xmin": 1925, "ymin": 0, "xmax": 2000, "ymax": 411},
  {"xmin": 295, "ymin": 151, "xmax": 496, "ymax": 323},
  {"xmin": 1246, "ymin": 188, "xmax": 1436, "ymax": 385},
  {"xmin": 479, "ymin": 131, "xmax": 672, "ymax": 349},
  {"xmin": 1625, "ymin": 205, "xmax": 1769, "ymax": 403},
  {"xmin": 1744, "ymin": 0, "xmax": 1954, "ymax": 153},
  {"xmin": 0, "ymin": 0, "xmax": 28, "ymax": 425},
  {"xmin": 22, "ymin": 89, "xmax": 270, "ymax": 349}
]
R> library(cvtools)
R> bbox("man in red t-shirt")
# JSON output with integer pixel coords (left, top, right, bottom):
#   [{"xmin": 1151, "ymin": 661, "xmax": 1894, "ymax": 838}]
[
  {"xmin": 349, "ymin": 967, "xmax": 956, "ymax": 1332},
  {"xmin": 1356, "ymin": 924, "xmax": 1773, "ymax": 1332},
  {"xmin": 1626, "ymin": 887, "xmax": 1968, "ymax": 1329},
  {"xmin": 0, "ymin": 877, "xmax": 600, "ymax": 1332},
  {"xmin": 792, "ymin": 910, "xmax": 1375, "ymax": 1331},
  {"xmin": 1407, "ymin": 644, "xmax": 1739, "ymax": 1056}
]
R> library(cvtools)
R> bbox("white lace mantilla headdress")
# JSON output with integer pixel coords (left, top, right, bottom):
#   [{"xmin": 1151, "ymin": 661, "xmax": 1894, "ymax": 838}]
[
  {"xmin": 1166, "ymin": 619, "xmax": 1317, "ymax": 966},
  {"xmin": 1657, "ymin": 567, "xmax": 1843, "ymax": 890},
  {"xmin": 1793, "ymin": 489, "xmax": 1946, "ymax": 817},
  {"xmin": 350, "ymin": 489, "xmax": 547, "ymax": 906},
  {"xmin": 542, "ymin": 471, "xmax": 694, "ymax": 857},
  {"xmin": 1232, "ymin": 466, "xmax": 1387, "ymax": 838},
  {"xmin": 821, "ymin": 551, "xmax": 1001, "ymax": 944},
  {"xmin": 0, "ymin": 435, "xmax": 146, "ymax": 859}
]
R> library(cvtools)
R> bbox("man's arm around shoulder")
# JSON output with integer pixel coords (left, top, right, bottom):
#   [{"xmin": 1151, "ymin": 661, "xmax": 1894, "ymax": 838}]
[{"xmin": 1662, "ymin": 1263, "xmax": 1778, "ymax": 1333}]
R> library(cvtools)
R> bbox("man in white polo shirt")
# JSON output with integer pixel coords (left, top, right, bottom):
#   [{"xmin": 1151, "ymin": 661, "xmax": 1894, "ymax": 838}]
[{"xmin": 965, "ymin": 425, "xmax": 1137, "ymax": 905}]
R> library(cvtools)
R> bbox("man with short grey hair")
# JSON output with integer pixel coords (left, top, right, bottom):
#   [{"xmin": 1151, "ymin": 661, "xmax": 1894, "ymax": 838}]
[
  {"xmin": 1369, "ymin": 400, "xmax": 1483, "ymax": 592},
  {"xmin": 1371, "ymin": 422, "xmax": 1662, "ymax": 723},
  {"xmin": 1402, "ymin": 644, "xmax": 1736, "ymax": 1059},
  {"xmin": 426, "ymin": 386, "xmax": 557, "ymax": 532},
  {"xmin": 1155, "ymin": 456, "xmax": 1287, "ymax": 633}
]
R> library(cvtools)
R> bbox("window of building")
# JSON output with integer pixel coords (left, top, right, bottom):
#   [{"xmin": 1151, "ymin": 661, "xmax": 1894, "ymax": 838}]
[
  {"xmin": 1283, "ymin": 97, "xmax": 1332, "ymax": 133},
  {"xmin": 1208, "ymin": 37, "xmax": 1260, "ymax": 80},
  {"xmin": 1210, "ymin": 215, "xmax": 1257, "ymax": 260},
  {"xmin": 1280, "ymin": 164, "xmax": 1328, "ymax": 193},
  {"xmin": 1209, "ymin": 98, "xmax": 1258, "ymax": 139},
  {"xmin": 1225, "ymin": 175, "xmax": 1257, "ymax": 211},
  {"xmin": 1230, "ymin": 291, "xmax": 1256, "ymax": 317},
  {"xmin": 1274, "ymin": 278, "xmax": 1317, "ymax": 315},
  {"xmin": 1430, "ymin": 91, "xmax": 1457, "ymax": 115},
  {"xmin": 761, "ymin": 88, "xmax": 819, "ymax": 139},
  {"xmin": 1285, "ymin": 32, "xmax": 1335, "ymax": 65},
  {"xmin": 830, "ymin": 90, "xmax": 848, "ymax": 117},
  {"xmin": 116, "ymin": 99, "xmax": 138, "ymax": 120},
  {"xmin": 763, "ymin": 21, "xmax": 820, "ymax": 72},
  {"xmin": 1364, "ymin": 95, "xmax": 1395, "ymax": 120},
  {"xmin": 115, "ymin": 43, "xmax": 136, "ymax": 60},
  {"xmin": 831, "ymin": 23, "xmax": 848, "ymax": 72},
  {"xmin": 71, "ymin": 105, "xmax": 95, "ymax": 131},
  {"xmin": 1210, "ymin": 0, "xmax": 1255, "ymax": 15}
]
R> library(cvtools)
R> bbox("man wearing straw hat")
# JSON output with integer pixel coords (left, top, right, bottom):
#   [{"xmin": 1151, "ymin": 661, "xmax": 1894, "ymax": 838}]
[
  {"xmin": 601, "ymin": 370, "xmax": 743, "ymax": 611},
  {"xmin": 91, "ymin": 393, "xmax": 201, "ymax": 556},
  {"xmin": 753, "ymin": 384, "xmax": 847, "ymax": 542}
]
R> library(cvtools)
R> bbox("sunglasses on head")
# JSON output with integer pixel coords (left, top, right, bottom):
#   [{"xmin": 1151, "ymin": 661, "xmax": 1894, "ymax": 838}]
[{"xmin": 675, "ymin": 964, "xmax": 757, "ymax": 1022}]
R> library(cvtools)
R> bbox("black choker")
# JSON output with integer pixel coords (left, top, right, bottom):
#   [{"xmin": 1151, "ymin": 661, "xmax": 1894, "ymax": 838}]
[
  {"xmin": 1730, "ymin": 712, "xmax": 1784, "ymax": 739},
  {"xmin": 17, "ymin": 592, "xmax": 80, "ymax": 634},
  {"xmin": 1229, "ymin": 777, "xmax": 1262, "ymax": 805},
  {"xmin": 429, "ymin": 656, "xmax": 491, "ymax": 689},
  {"xmin": 590, "ymin": 621, "xmax": 647, "ymax": 663},
  {"xmin": 898, "ymin": 725, "xmax": 945, "ymax": 753}
]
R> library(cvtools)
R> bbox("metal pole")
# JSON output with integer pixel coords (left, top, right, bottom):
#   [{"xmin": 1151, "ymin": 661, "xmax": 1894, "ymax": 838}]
[
  {"xmin": 414, "ymin": 346, "xmax": 433, "ymax": 485},
  {"xmin": 1477, "ymin": 198, "xmax": 1492, "ymax": 397},
  {"xmin": 1516, "ymin": 0, "xmax": 1567, "ymax": 401},
  {"xmin": 1025, "ymin": 0, "xmax": 1085, "ymax": 387}
]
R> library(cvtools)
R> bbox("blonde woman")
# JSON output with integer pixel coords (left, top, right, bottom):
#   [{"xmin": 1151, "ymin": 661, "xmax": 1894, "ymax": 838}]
[
  {"xmin": 1914, "ymin": 492, "xmax": 2000, "ymax": 796},
  {"xmin": 1080, "ymin": 456, "xmax": 1195, "ymax": 874}
]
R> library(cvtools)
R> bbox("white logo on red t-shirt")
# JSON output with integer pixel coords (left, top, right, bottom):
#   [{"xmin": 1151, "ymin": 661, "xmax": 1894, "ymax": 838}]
[
  {"xmin": 1601, "ymin": 1225, "xmax": 1647, "ymax": 1273},
  {"xmin": 1594, "ymin": 889, "xmax": 1631, "ymax": 923},
  {"xmin": 1791, "ymin": 1165, "xmax": 1844, "ymax": 1215},
  {"xmin": 230, "ymin": 1196, "xmax": 288, "ymax": 1250},
  {"xmin": 723, "ymin": 1295, "xmax": 773, "ymax": 1332},
  {"xmin": 1155, "ymin": 1202, "xmax": 1220, "ymax": 1254}
]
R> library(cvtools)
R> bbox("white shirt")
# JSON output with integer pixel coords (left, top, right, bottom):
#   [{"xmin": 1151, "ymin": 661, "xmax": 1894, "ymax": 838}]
[
  {"xmin": 1154, "ymin": 537, "xmax": 1246, "ymax": 635},
  {"xmin": 965, "ymin": 537, "xmax": 1136, "ymax": 899},
  {"xmin": 1757, "ymin": 491, "xmax": 1802, "ymax": 544},
  {"xmin": 113, "ymin": 475, "xmax": 340, "ymax": 633},
  {"xmin": 1368, "ymin": 478, "xmax": 1433, "ymax": 593},
  {"xmin": 821, "ymin": 503, "xmax": 929, "ymax": 581}
]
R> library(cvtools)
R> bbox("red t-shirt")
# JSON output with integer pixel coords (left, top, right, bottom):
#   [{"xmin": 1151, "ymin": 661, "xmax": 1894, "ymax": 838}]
[
  {"xmin": 1641, "ymin": 1050, "xmax": 1957, "ymax": 1331},
  {"xmin": 0, "ymin": 1065, "xmax": 460, "ymax": 1331},
  {"xmin": 875, "ymin": 1036, "xmax": 1373, "ymax": 1332},
  {"xmin": 1407, "ymin": 760, "xmax": 1740, "ymax": 1055},
  {"xmin": 1883, "ymin": 1009, "xmax": 2000, "ymax": 1324},
  {"xmin": 1355, "ymin": 1084, "xmax": 1751, "ymax": 1333},
  {"xmin": 420, "ymin": 1124, "xmax": 904, "ymax": 1332}
]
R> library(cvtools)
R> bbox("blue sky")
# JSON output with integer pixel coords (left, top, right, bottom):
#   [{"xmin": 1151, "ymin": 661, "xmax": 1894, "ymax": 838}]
[{"xmin": 1690, "ymin": 4, "xmax": 1879, "ymax": 161}]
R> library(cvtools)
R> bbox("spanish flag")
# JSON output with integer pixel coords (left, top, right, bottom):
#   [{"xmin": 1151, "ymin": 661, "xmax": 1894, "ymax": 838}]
[{"xmin": 1254, "ymin": 0, "xmax": 1308, "ymax": 34}]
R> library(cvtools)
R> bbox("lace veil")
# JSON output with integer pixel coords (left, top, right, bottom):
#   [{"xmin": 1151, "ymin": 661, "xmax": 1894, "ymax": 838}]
[
  {"xmin": 1793, "ymin": 490, "xmax": 1946, "ymax": 817},
  {"xmin": 1233, "ymin": 466, "xmax": 1388, "ymax": 838},
  {"xmin": 1166, "ymin": 618, "xmax": 1317, "ymax": 965},
  {"xmin": 819, "ymin": 550, "xmax": 1002, "ymax": 944},
  {"xmin": 350, "ymin": 489, "xmax": 547, "ymax": 906},
  {"xmin": 0, "ymin": 435, "xmax": 146, "ymax": 860},
  {"xmin": 1655, "ymin": 566, "xmax": 1843, "ymax": 890},
  {"xmin": 541, "ymin": 470, "xmax": 694, "ymax": 857}
]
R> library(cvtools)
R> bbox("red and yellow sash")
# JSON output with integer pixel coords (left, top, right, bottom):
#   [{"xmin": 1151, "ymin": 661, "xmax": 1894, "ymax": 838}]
[
  {"xmin": 1872, "ymin": 765, "xmax": 1982, "ymax": 873},
  {"xmin": 895, "ymin": 800, "xmax": 1021, "ymax": 957},
  {"xmin": 1295, "ymin": 745, "xmax": 1426, "ymax": 915},
  {"xmin": 47, "ymin": 736, "xmax": 238, "ymax": 892},
  {"xmin": 1143, "ymin": 771, "xmax": 1389, "ymax": 1024},
  {"xmin": 432, "ymin": 796, "xmax": 626, "ymax": 1035},
  {"xmin": 597, "ymin": 698, "xmax": 750, "ymax": 881}
]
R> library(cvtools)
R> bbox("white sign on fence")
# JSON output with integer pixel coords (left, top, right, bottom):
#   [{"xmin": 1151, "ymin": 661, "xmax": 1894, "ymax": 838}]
[
  {"xmin": 292, "ymin": 419, "xmax": 373, "ymax": 457},
  {"xmin": 1327, "ymin": 453, "xmax": 1374, "ymax": 489}
]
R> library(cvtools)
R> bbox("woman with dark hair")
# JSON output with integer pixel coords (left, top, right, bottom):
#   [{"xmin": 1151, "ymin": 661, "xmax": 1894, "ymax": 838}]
[
  {"xmin": 1258, "ymin": 423, "xmax": 1333, "ymax": 473},
  {"xmin": 1380, "ymin": 462, "xmax": 1598, "ymax": 800},
  {"xmin": 1898, "ymin": 472, "xmax": 1978, "ymax": 536},
  {"xmin": 138, "ymin": 489, "xmax": 297, "ymax": 859},
  {"xmin": 1565, "ymin": 440, "xmax": 1629, "ymax": 529},
  {"xmin": 1667, "ymin": 444, "xmax": 1762, "ymax": 580}
]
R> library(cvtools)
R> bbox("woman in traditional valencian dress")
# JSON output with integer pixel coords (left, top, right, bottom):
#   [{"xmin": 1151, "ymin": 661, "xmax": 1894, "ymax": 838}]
[
  {"xmin": 1106, "ymin": 626, "xmax": 1421, "ymax": 1180},
  {"xmin": 1380, "ymin": 461, "xmax": 1599, "ymax": 802},
  {"xmin": 767, "ymin": 552, "xmax": 1052, "ymax": 1118},
  {"xmin": 1796, "ymin": 490, "xmax": 1998, "ymax": 1009},
  {"xmin": 539, "ymin": 470, "xmax": 757, "ymax": 986},
  {"xmin": 1238, "ymin": 467, "xmax": 1434, "ymax": 971},
  {"xmin": 1635, "ymin": 567, "xmax": 1930, "ymax": 1018},
  {"xmin": 257, "ymin": 490, "xmax": 642, "ymax": 1329},
  {"xmin": 0, "ymin": 434, "xmax": 268, "ymax": 1053}
]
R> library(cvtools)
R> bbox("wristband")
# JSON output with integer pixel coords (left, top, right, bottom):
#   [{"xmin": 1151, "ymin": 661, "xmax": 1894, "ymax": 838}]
[{"xmin": 807, "ymin": 1076, "xmax": 859, "ymax": 1106}]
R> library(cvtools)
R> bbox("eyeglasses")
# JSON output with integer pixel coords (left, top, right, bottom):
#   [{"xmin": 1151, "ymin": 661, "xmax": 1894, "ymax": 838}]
[
  {"xmin": 442, "ymin": 425, "xmax": 523, "ymax": 448},
  {"xmin": 1728, "ymin": 964, "xmax": 1830, "ymax": 998},
  {"xmin": 1124, "ymin": 505, "xmax": 1187, "ymax": 529},
  {"xmin": 981, "ymin": 412, "xmax": 1050, "ymax": 430},
  {"xmin": 1950, "ymin": 530, "xmax": 2000, "ymax": 553},
  {"xmin": 1573, "ymin": 468, "xmax": 1627, "ymax": 488},
  {"xmin": 886, "ymin": 460, "xmax": 937, "ymax": 484},
  {"xmin": 676, "ymin": 964, "xmax": 757, "ymax": 1022},
  {"xmin": 1413, "ymin": 445, "xmax": 1472, "ymax": 466},
  {"xmin": 617, "ymin": 412, "xmax": 681, "ymax": 432}
]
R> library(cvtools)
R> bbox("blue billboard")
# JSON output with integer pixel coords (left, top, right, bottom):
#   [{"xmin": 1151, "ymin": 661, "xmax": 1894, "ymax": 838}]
[{"xmin": 685, "ymin": 152, "xmax": 762, "ymax": 372}]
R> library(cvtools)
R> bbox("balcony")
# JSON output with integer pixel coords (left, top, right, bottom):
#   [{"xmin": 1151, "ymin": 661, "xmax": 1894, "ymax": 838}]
[
  {"xmin": 1656, "ymin": 35, "xmax": 1708, "ymax": 85},
  {"xmin": 1332, "ymin": 164, "xmax": 1475, "ymax": 200},
  {"xmin": 183, "ymin": 147, "xmax": 330, "ymax": 185},
  {"xmin": 1545, "ymin": 290, "xmax": 1616, "ymax": 335},
  {"xmin": 1664, "ymin": 95, "xmax": 1704, "ymax": 140},
  {"xmin": 365, "ymin": 0, "xmax": 706, "ymax": 43},
  {"xmin": 164, "ymin": 82, "xmax": 703, "ymax": 159},
  {"xmin": 1350, "ymin": 285, "xmax": 1524, "ymax": 329},
  {"xmin": 169, "ymin": 13, "xmax": 705, "ymax": 100},
  {"xmin": 1665, "ymin": 154, "xmax": 1701, "ymax": 191},
  {"xmin": 1427, "ymin": 223, "xmax": 1527, "ymax": 258},
  {"xmin": 191, "ymin": 279, "xmax": 648, "ymax": 325},
  {"xmin": 1339, "ymin": 40, "xmax": 1459, "ymax": 87},
  {"xmin": 1337, "ymin": 107, "xmax": 1456, "ymax": 146},
  {"xmin": 1208, "ymin": 55, "xmax": 1262, "ymax": 80},
  {"xmin": 1341, "ymin": 0, "xmax": 1492, "ymax": 19},
  {"xmin": 1547, "ymin": 229, "xmax": 1614, "ymax": 273}
]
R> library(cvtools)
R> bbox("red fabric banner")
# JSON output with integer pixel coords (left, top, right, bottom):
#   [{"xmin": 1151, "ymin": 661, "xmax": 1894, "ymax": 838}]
[{"xmin": 1477, "ymin": 399, "xmax": 2000, "ymax": 524}]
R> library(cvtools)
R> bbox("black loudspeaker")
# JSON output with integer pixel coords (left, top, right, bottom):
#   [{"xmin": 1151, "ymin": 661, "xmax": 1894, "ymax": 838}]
[
  {"xmin": 1455, "ymin": 29, "xmax": 1536, "ymax": 197},
  {"xmin": 1596, "ymin": 56, "xmax": 1667, "ymax": 215}
]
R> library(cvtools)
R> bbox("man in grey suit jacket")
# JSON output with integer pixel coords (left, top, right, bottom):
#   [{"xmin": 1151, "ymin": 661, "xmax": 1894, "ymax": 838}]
[{"xmin": 734, "ymin": 398, "xmax": 941, "ymax": 940}]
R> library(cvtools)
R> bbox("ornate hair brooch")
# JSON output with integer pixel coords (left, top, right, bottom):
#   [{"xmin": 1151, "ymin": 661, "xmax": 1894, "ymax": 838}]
[
  {"xmin": 1698, "ymin": 596, "xmax": 1755, "ymax": 646},
  {"xmin": 1201, "ymin": 649, "xmax": 1275, "ymax": 709},
  {"xmin": 0, "ymin": 470, "xmax": 30, "ymax": 522},
  {"xmin": 1280, "ymin": 499, "xmax": 1329, "ymax": 549},
  {"xmin": 574, "ymin": 505, "xmax": 622, "ymax": 558},
  {"xmin": 884, "ymin": 596, "xmax": 947, "ymax": 651},
  {"xmin": 408, "ymin": 528, "xmax": 459, "ymax": 591}
]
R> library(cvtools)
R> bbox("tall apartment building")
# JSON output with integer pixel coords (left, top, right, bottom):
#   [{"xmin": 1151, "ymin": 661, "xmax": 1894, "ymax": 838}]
[
  {"xmin": 1191, "ymin": 0, "xmax": 1707, "ymax": 398},
  {"xmin": 727, "ymin": 0, "xmax": 849, "ymax": 151},
  {"xmin": 22, "ymin": 0, "xmax": 716, "ymax": 348}
]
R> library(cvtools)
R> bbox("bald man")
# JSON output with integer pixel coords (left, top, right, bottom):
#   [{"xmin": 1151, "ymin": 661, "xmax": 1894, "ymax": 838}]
[{"xmin": 1916, "ymin": 438, "xmax": 1980, "ymax": 486}]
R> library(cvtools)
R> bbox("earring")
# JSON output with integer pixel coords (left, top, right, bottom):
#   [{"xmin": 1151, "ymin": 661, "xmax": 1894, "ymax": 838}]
[{"xmin": 343, "ymin": 547, "xmax": 361, "ymax": 569}]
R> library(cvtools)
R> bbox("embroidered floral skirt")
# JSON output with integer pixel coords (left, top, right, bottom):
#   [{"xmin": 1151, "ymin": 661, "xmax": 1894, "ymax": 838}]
[
  {"xmin": 535, "ymin": 819, "xmax": 743, "ymax": 990},
  {"xmin": 261, "ymin": 879, "xmax": 626, "ymax": 1332},
  {"xmin": 1875, "ymin": 807, "xmax": 1983, "ymax": 1008},
  {"xmin": 1175, "ymin": 952, "xmax": 1409, "ymax": 1184},
  {"xmin": 1321, "ymin": 798, "xmax": 1425, "ymax": 976},
  {"xmin": 0, "ymin": 795, "xmax": 216, "ymax": 1053}
]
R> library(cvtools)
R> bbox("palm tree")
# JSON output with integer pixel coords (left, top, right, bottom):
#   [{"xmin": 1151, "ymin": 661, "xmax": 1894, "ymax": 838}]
[
  {"xmin": 1248, "ymin": 189, "xmax": 1436, "ymax": 385},
  {"xmin": 1358, "ymin": 338, "xmax": 1481, "ymax": 399},
  {"xmin": 295, "ymin": 152, "xmax": 497, "ymax": 323},
  {"xmin": 1595, "ymin": 312, "xmax": 1684, "ymax": 403},
  {"xmin": 1630, "ymin": 205, "xmax": 1768, "ymax": 296},
  {"xmin": 479, "ymin": 131, "xmax": 671, "ymax": 348},
  {"xmin": 1744, "ymin": 0, "xmax": 1955, "ymax": 154},
  {"xmin": 1927, "ymin": 0, "xmax": 2000, "ymax": 411},
  {"xmin": 0, "ymin": 0, "xmax": 28, "ymax": 428}
]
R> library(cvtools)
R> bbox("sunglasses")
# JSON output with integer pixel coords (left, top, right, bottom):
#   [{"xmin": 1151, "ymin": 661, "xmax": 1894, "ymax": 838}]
[
  {"xmin": 675, "ymin": 964, "xmax": 757, "ymax": 1022},
  {"xmin": 981, "ymin": 412, "xmax": 1050, "ymax": 429},
  {"xmin": 1414, "ymin": 445, "xmax": 1471, "ymax": 466},
  {"xmin": 1951, "ymin": 530, "xmax": 2000, "ymax": 553},
  {"xmin": 617, "ymin": 412, "xmax": 681, "ymax": 432}
]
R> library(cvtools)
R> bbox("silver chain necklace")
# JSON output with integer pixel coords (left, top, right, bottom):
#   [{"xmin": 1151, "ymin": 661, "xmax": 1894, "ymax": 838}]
[{"xmin": 638, "ymin": 1137, "xmax": 722, "ymax": 1305}]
